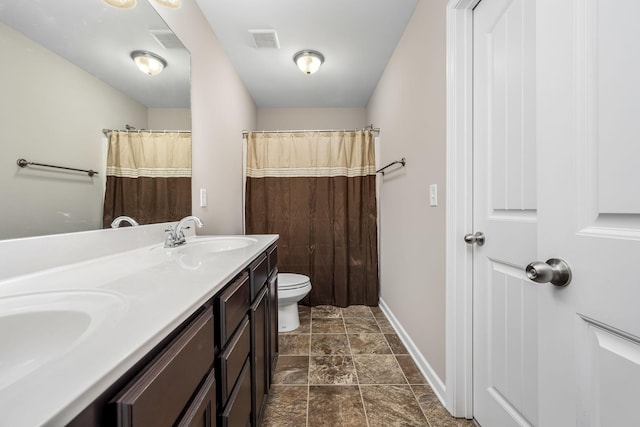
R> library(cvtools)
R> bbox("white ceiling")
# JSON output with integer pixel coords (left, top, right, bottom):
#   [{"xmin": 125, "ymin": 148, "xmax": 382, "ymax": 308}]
[
  {"xmin": 1, "ymin": 0, "xmax": 417, "ymax": 110},
  {"xmin": 195, "ymin": 0, "xmax": 419, "ymax": 108}
]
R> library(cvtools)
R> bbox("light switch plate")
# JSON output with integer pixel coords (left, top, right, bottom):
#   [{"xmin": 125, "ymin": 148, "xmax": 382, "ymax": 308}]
[
  {"xmin": 429, "ymin": 184, "xmax": 438, "ymax": 207},
  {"xmin": 200, "ymin": 188, "xmax": 207, "ymax": 207}
]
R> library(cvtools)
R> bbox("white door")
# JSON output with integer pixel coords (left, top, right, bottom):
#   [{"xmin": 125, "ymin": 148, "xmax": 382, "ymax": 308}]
[
  {"xmin": 472, "ymin": 0, "xmax": 538, "ymax": 425},
  {"xmin": 536, "ymin": 0, "xmax": 640, "ymax": 425}
]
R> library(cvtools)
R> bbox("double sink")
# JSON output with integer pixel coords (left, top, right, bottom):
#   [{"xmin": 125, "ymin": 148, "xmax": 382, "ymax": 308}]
[{"xmin": 0, "ymin": 235, "xmax": 260, "ymax": 423}]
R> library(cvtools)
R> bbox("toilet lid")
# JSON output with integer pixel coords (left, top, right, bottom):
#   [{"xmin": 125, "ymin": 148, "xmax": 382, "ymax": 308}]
[{"xmin": 278, "ymin": 273, "xmax": 311, "ymax": 290}]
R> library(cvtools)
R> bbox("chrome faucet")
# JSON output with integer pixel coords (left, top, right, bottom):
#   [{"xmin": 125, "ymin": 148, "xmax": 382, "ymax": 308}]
[
  {"xmin": 165, "ymin": 216, "xmax": 204, "ymax": 248},
  {"xmin": 111, "ymin": 216, "xmax": 139, "ymax": 228}
]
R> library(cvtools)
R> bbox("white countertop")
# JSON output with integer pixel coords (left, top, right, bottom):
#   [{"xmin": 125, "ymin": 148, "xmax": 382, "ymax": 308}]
[{"xmin": 0, "ymin": 232, "xmax": 278, "ymax": 426}]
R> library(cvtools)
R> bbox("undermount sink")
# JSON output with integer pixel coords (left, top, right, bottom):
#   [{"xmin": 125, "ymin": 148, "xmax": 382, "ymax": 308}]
[
  {"xmin": 175, "ymin": 236, "xmax": 258, "ymax": 255},
  {"xmin": 152, "ymin": 236, "xmax": 258, "ymax": 255},
  {"xmin": 150, "ymin": 236, "xmax": 259, "ymax": 269},
  {"xmin": 0, "ymin": 290, "xmax": 127, "ymax": 390}
]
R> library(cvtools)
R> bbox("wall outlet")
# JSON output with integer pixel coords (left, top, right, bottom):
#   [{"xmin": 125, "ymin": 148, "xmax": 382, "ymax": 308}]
[
  {"xmin": 429, "ymin": 184, "xmax": 438, "ymax": 207},
  {"xmin": 200, "ymin": 188, "xmax": 207, "ymax": 207}
]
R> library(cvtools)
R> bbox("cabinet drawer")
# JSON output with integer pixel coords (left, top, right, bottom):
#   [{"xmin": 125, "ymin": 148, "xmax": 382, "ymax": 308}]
[
  {"xmin": 177, "ymin": 368, "xmax": 216, "ymax": 427},
  {"xmin": 112, "ymin": 308, "xmax": 215, "ymax": 427},
  {"xmin": 267, "ymin": 244, "xmax": 277, "ymax": 277},
  {"xmin": 217, "ymin": 272, "xmax": 250, "ymax": 345},
  {"xmin": 221, "ymin": 358, "xmax": 251, "ymax": 427},
  {"xmin": 249, "ymin": 253, "xmax": 268, "ymax": 299},
  {"xmin": 219, "ymin": 315, "xmax": 250, "ymax": 407}
]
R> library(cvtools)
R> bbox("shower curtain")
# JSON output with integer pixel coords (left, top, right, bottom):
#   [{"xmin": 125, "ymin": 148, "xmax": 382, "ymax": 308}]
[
  {"xmin": 103, "ymin": 131, "xmax": 192, "ymax": 227},
  {"xmin": 245, "ymin": 130, "xmax": 379, "ymax": 307}
]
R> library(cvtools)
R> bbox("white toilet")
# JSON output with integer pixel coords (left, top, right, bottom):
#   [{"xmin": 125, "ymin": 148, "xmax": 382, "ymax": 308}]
[{"xmin": 277, "ymin": 273, "xmax": 312, "ymax": 332}]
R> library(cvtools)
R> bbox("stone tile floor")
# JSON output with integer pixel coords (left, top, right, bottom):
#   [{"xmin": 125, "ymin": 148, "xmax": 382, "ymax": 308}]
[{"xmin": 262, "ymin": 305, "xmax": 476, "ymax": 427}]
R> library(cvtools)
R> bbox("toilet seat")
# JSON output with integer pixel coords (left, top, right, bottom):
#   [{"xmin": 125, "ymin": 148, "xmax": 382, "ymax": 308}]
[{"xmin": 278, "ymin": 273, "xmax": 311, "ymax": 291}]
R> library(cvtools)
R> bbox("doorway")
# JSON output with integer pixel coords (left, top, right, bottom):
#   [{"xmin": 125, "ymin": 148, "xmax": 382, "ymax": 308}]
[{"xmin": 446, "ymin": 0, "xmax": 640, "ymax": 425}]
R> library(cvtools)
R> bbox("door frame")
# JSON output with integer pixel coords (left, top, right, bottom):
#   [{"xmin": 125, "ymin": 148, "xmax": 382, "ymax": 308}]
[{"xmin": 445, "ymin": 0, "xmax": 479, "ymax": 419}]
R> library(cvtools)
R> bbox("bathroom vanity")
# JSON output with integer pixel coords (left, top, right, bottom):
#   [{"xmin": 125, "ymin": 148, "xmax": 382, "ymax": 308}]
[{"xmin": 0, "ymin": 226, "xmax": 278, "ymax": 426}]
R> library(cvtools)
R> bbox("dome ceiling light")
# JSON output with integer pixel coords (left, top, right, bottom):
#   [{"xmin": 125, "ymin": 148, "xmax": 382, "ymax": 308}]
[
  {"xmin": 130, "ymin": 50, "xmax": 167, "ymax": 76},
  {"xmin": 293, "ymin": 50, "xmax": 325, "ymax": 75},
  {"xmin": 102, "ymin": 0, "xmax": 136, "ymax": 9},
  {"xmin": 153, "ymin": 0, "xmax": 182, "ymax": 8}
]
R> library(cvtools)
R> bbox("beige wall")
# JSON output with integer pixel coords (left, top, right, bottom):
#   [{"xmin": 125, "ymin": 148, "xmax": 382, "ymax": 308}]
[
  {"xmin": 0, "ymin": 23, "xmax": 148, "ymax": 240},
  {"xmin": 154, "ymin": 4, "xmax": 257, "ymax": 235},
  {"xmin": 257, "ymin": 108, "xmax": 367, "ymax": 130},
  {"xmin": 148, "ymin": 108, "xmax": 192, "ymax": 130},
  {"xmin": 367, "ymin": 0, "xmax": 447, "ymax": 382}
]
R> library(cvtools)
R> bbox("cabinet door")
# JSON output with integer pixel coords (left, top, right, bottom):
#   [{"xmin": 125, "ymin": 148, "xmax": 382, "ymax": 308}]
[
  {"xmin": 177, "ymin": 369, "xmax": 216, "ymax": 427},
  {"xmin": 221, "ymin": 359, "xmax": 251, "ymax": 427},
  {"xmin": 112, "ymin": 309, "xmax": 215, "ymax": 427},
  {"xmin": 267, "ymin": 271, "xmax": 278, "ymax": 384},
  {"xmin": 251, "ymin": 286, "xmax": 268, "ymax": 427}
]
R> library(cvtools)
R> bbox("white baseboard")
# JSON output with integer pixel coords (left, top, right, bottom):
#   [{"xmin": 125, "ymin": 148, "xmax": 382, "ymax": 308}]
[{"xmin": 379, "ymin": 298, "xmax": 448, "ymax": 406}]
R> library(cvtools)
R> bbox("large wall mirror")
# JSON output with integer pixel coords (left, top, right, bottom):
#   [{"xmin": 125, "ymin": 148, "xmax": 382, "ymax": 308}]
[{"xmin": 0, "ymin": 0, "xmax": 191, "ymax": 240}]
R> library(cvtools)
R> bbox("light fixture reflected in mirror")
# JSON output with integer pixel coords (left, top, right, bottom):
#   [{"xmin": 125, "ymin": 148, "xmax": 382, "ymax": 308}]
[
  {"xmin": 103, "ymin": 0, "xmax": 136, "ymax": 9},
  {"xmin": 293, "ymin": 50, "xmax": 325, "ymax": 75},
  {"xmin": 154, "ymin": 0, "xmax": 182, "ymax": 8},
  {"xmin": 130, "ymin": 50, "xmax": 167, "ymax": 76}
]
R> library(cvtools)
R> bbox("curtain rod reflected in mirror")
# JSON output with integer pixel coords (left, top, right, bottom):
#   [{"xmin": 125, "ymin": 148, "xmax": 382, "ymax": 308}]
[{"xmin": 103, "ymin": 129, "xmax": 191, "ymax": 135}]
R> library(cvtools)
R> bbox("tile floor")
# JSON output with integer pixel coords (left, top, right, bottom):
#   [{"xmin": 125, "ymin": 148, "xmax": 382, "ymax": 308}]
[{"xmin": 262, "ymin": 305, "xmax": 476, "ymax": 427}]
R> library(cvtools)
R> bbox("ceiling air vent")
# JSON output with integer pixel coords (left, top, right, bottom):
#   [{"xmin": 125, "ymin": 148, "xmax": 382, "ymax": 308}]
[
  {"xmin": 150, "ymin": 29, "xmax": 185, "ymax": 49},
  {"xmin": 249, "ymin": 30, "xmax": 280, "ymax": 49}
]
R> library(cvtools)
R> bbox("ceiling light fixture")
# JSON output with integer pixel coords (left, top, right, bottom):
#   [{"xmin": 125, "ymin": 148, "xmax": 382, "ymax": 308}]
[
  {"xmin": 153, "ymin": 0, "xmax": 182, "ymax": 8},
  {"xmin": 130, "ymin": 50, "xmax": 167, "ymax": 76},
  {"xmin": 102, "ymin": 0, "xmax": 136, "ymax": 9},
  {"xmin": 293, "ymin": 50, "xmax": 325, "ymax": 75}
]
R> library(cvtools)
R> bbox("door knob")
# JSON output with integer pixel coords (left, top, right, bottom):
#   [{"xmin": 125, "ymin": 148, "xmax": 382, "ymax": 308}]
[
  {"xmin": 525, "ymin": 258, "xmax": 572, "ymax": 287},
  {"xmin": 464, "ymin": 232, "xmax": 485, "ymax": 246}
]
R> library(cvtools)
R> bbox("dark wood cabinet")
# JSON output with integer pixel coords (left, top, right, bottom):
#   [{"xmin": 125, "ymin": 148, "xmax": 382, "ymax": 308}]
[
  {"xmin": 68, "ymin": 242, "xmax": 278, "ymax": 427},
  {"xmin": 267, "ymin": 245, "xmax": 277, "ymax": 276},
  {"xmin": 112, "ymin": 308, "xmax": 215, "ymax": 427},
  {"xmin": 218, "ymin": 316, "xmax": 250, "ymax": 407},
  {"xmin": 250, "ymin": 286, "xmax": 269, "ymax": 427},
  {"xmin": 217, "ymin": 272, "xmax": 251, "ymax": 345},
  {"xmin": 220, "ymin": 359, "xmax": 252, "ymax": 427},
  {"xmin": 177, "ymin": 369, "xmax": 216, "ymax": 427},
  {"xmin": 267, "ymin": 271, "xmax": 278, "ymax": 385},
  {"xmin": 249, "ymin": 253, "xmax": 268, "ymax": 300}
]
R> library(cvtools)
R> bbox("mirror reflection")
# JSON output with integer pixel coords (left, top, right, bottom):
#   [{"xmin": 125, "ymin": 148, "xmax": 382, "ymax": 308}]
[{"xmin": 0, "ymin": 0, "xmax": 191, "ymax": 240}]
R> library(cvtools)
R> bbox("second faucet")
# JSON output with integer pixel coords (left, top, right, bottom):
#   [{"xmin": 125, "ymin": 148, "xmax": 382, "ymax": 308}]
[{"xmin": 165, "ymin": 216, "xmax": 204, "ymax": 248}]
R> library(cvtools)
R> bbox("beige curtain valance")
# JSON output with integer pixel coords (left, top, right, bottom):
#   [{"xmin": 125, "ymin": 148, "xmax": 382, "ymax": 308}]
[
  {"xmin": 246, "ymin": 130, "xmax": 375, "ymax": 178},
  {"xmin": 106, "ymin": 131, "xmax": 191, "ymax": 178}
]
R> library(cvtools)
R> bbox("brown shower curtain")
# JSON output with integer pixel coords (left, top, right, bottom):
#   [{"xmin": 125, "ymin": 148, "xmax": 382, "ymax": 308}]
[
  {"xmin": 245, "ymin": 130, "xmax": 379, "ymax": 307},
  {"xmin": 103, "ymin": 131, "xmax": 192, "ymax": 227}
]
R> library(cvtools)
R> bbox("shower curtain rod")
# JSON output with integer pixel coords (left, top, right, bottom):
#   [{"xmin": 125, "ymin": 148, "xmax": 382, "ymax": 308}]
[
  {"xmin": 102, "ymin": 128, "xmax": 191, "ymax": 136},
  {"xmin": 241, "ymin": 126, "xmax": 380, "ymax": 138}
]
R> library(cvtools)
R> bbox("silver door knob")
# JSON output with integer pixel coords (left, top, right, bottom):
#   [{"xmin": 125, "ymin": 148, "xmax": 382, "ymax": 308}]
[
  {"xmin": 525, "ymin": 258, "xmax": 572, "ymax": 287},
  {"xmin": 464, "ymin": 232, "xmax": 485, "ymax": 246}
]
